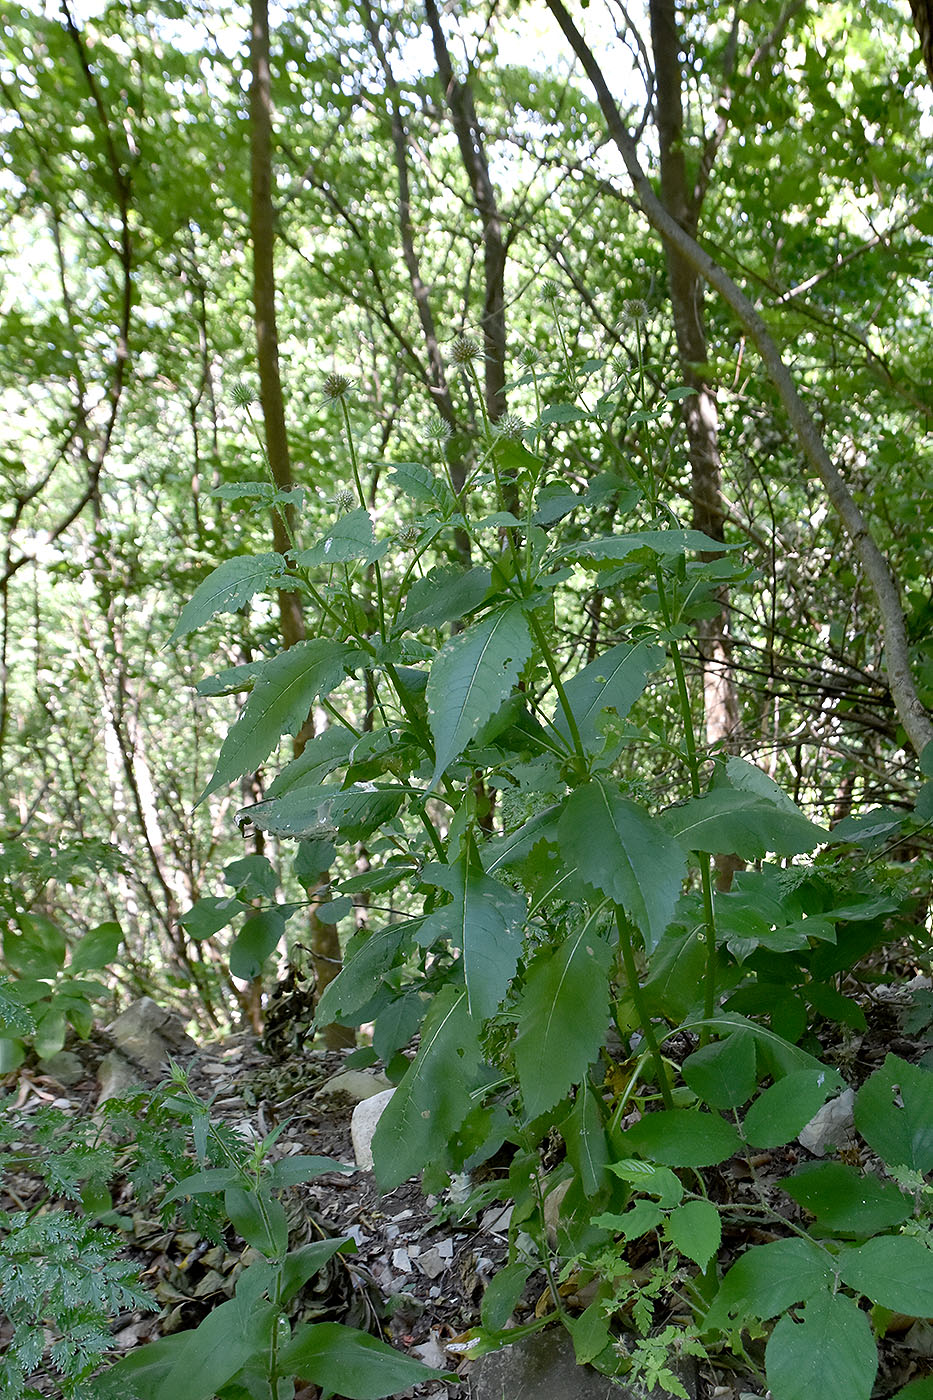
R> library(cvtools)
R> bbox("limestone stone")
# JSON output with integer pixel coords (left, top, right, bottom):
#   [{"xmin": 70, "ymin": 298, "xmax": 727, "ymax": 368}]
[
  {"xmin": 469, "ymin": 1326, "xmax": 698, "ymax": 1400},
  {"xmin": 315, "ymin": 1069, "xmax": 393, "ymax": 1103},
  {"xmin": 97, "ymin": 996, "xmax": 197, "ymax": 1103},
  {"xmin": 350, "ymin": 1086, "xmax": 396, "ymax": 1170}
]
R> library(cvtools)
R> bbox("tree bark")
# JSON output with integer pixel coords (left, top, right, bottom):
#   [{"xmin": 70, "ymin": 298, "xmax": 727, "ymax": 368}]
[
  {"xmin": 425, "ymin": 0, "xmax": 508, "ymax": 425},
  {"xmin": 647, "ymin": 0, "xmax": 740, "ymax": 755},
  {"xmin": 249, "ymin": 0, "xmax": 353, "ymax": 1046},
  {"xmin": 544, "ymin": 0, "xmax": 933, "ymax": 759}
]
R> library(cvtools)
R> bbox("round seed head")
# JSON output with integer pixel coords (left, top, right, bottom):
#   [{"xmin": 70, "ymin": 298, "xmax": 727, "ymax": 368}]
[
  {"xmin": 334, "ymin": 487, "xmax": 356, "ymax": 512},
  {"xmin": 450, "ymin": 333, "xmax": 481, "ymax": 366},
  {"xmin": 322, "ymin": 372, "xmax": 354, "ymax": 402},
  {"xmin": 496, "ymin": 412, "xmax": 527, "ymax": 441}
]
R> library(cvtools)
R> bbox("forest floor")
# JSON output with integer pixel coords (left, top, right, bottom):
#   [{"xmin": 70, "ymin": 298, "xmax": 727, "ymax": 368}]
[{"xmin": 2, "ymin": 991, "xmax": 932, "ymax": 1400}]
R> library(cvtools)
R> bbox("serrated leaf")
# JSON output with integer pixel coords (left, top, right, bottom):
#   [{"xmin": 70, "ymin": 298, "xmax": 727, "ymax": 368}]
[
  {"xmin": 222, "ymin": 854, "xmax": 279, "ymax": 899},
  {"xmin": 619, "ymin": 1108, "xmax": 741, "ymax": 1167},
  {"xmin": 388, "ymin": 460, "xmax": 456, "ymax": 512},
  {"xmin": 723, "ymin": 755, "xmax": 804, "ymax": 814},
  {"xmin": 372, "ymin": 984, "xmax": 482, "ymax": 1191},
  {"xmin": 482, "ymin": 1261, "xmax": 532, "ymax": 1331},
  {"xmin": 279, "ymin": 1322, "xmax": 449, "ymax": 1398},
  {"xmin": 593, "ymin": 1201, "xmax": 664, "ymax": 1239},
  {"xmin": 513, "ymin": 916, "xmax": 613, "ymax": 1118},
  {"xmin": 202, "ymin": 640, "xmax": 359, "ymax": 799},
  {"xmin": 539, "ymin": 402, "xmax": 590, "ymax": 423},
  {"xmin": 482, "ymin": 807, "xmax": 562, "ymax": 874},
  {"xmin": 665, "ymin": 1200, "xmax": 721, "ymax": 1270},
  {"xmin": 743, "ymin": 1066, "xmax": 844, "ymax": 1149},
  {"xmin": 277, "ymin": 1237, "xmax": 353, "ymax": 1303},
  {"xmin": 557, "ymin": 780, "xmax": 686, "ymax": 951},
  {"xmin": 563, "ymin": 1077, "xmax": 609, "ymax": 1197},
  {"xmin": 705, "ymin": 1238, "xmax": 836, "ymax": 1329},
  {"xmin": 229, "ymin": 909, "xmax": 285, "ymax": 980},
  {"xmin": 660, "ymin": 788, "xmax": 826, "ymax": 858},
  {"xmin": 268, "ymin": 1155, "xmax": 354, "ymax": 1187},
  {"xmin": 314, "ymin": 922, "xmax": 414, "ymax": 1025},
  {"xmin": 296, "ymin": 507, "xmax": 377, "ymax": 566},
  {"xmin": 397, "ymin": 564, "xmax": 491, "ymax": 632},
  {"xmin": 426, "ymin": 605, "xmax": 533, "ymax": 788},
  {"xmin": 168, "ymin": 553, "xmax": 286, "ymax": 644},
  {"xmin": 764, "ymin": 1291, "xmax": 876, "ymax": 1400},
  {"xmin": 266, "ymin": 726, "xmax": 356, "ymax": 797},
  {"xmin": 196, "ymin": 660, "xmax": 264, "ymax": 696},
  {"xmin": 854, "ymin": 1054, "xmax": 933, "ymax": 1171},
  {"xmin": 162, "ymin": 1166, "xmax": 241, "ymax": 1205},
  {"xmin": 781, "ymin": 1162, "xmax": 912, "ymax": 1236},
  {"xmin": 607, "ymin": 1158, "xmax": 683, "ymax": 1206},
  {"xmin": 554, "ymin": 638, "xmax": 664, "ymax": 750},
  {"xmin": 558, "ymin": 528, "xmax": 735, "ymax": 565},
  {"xmin": 417, "ymin": 852, "xmax": 526, "ymax": 1021},
  {"xmin": 839, "ymin": 1234, "xmax": 933, "ymax": 1313}
]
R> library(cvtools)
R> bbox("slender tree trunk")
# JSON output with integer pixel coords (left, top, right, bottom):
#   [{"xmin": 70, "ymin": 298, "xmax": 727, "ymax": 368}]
[
  {"xmin": 249, "ymin": 0, "xmax": 353, "ymax": 1047},
  {"xmin": 648, "ymin": 0, "xmax": 740, "ymax": 757},
  {"xmin": 425, "ymin": 0, "xmax": 507, "ymax": 425}
]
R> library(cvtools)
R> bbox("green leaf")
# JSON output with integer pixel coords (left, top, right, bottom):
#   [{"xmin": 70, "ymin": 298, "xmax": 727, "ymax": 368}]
[
  {"xmin": 558, "ymin": 528, "xmax": 735, "ymax": 565},
  {"xmin": 554, "ymin": 638, "xmax": 664, "ymax": 751},
  {"xmin": 0, "ymin": 979, "xmax": 35, "ymax": 1036},
  {"xmin": 168, "ymin": 553, "xmax": 286, "ymax": 643},
  {"xmin": 764, "ymin": 1291, "xmax": 876, "ymax": 1400},
  {"xmin": 563, "ymin": 1077, "xmax": 610, "ymax": 1197},
  {"xmin": 4, "ymin": 914, "xmax": 66, "ymax": 978},
  {"xmin": 665, "ymin": 1200, "xmax": 721, "ymax": 1271},
  {"xmin": 161, "ymin": 1297, "xmax": 278, "ymax": 1400},
  {"xmin": 197, "ymin": 660, "xmax": 264, "ymax": 696},
  {"xmin": 417, "ymin": 851, "xmax": 526, "ymax": 1020},
  {"xmin": 682, "ymin": 1032, "xmax": 757, "ymax": 1110},
  {"xmin": 539, "ymin": 402, "xmax": 590, "ymax": 423},
  {"xmin": 243, "ymin": 783, "xmax": 404, "ymax": 843},
  {"xmin": 223, "ymin": 855, "xmax": 280, "ymax": 898},
  {"xmin": 268, "ymin": 1155, "xmax": 354, "ymax": 1187},
  {"xmin": 314, "ymin": 922, "xmax": 413, "ymax": 1024},
  {"xmin": 388, "ymin": 461, "xmax": 456, "ymax": 511},
  {"xmin": 426, "ymin": 605, "xmax": 533, "ymax": 788},
  {"xmin": 34, "ymin": 1006, "xmax": 66, "ymax": 1059},
  {"xmin": 266, "ymin": 726, "xmax": 355, "ymax": 798},
  {"xmin": 229, "ymin": 909, "xmax": 286, "ymax": 980},
  {"xmin": 839, "ymin": 1235, "xmax": 933, "ymax": 1314},
  {"xmin": 225, "ymin": 1185, "xmax": 289, "ymax": 1257},
  {"xmin": 557, "ymin": 780, "xmax": 686, "ymax": 951},
  {"xmin": 296, "ymin": 508, "xmax": 377, "ymax": 565},
  {"xmin": 891, "ymin": 1379, "xmax": 933, "ymax": 1399},
  {"xmin": 0, "ymin": 1036, "xmax": 26, "ymax": 1071},
  {"xmin": 202, "ymin": 640, "xmax": 359, "ymax": 799},
  {"xmin": 593, "ymin": 1201, "xmax": 664, "ymax": 1239},
  {"xmin": 69, "ymin": 921, "xmax": 122, "ymax": 971},
  {"xmin": 743, "ymin": 1067, "xmax": 845, "ymax": 1149},
  {"xmin": 397, "ymin": 564, "xmax": 490, "ymax": 632},
  {"xmin": 513, "ymin": 917, "xmax": 612, "ymax": 1119},
  {"xmin": 372, "ymin": 983, "xmax": 482, "ymax": 1191},
  {"xmin": 180, "ymin": 895, "xmax": 245, "ymax": 941},
  {"xmin": 781, "ymin": 1162, "xmax": 913, "ymax": 1236},
  {"xmin": 162, "ymin": 1166, "xmax": 241, "ymax": 1204},
  {"xmin": 481, "ymin": 1261, "xmax": 532, "ymax": 1331},
  {"xmin": 619, "ymin": 1108, "xmax": 741, "ymax": 1167},
  {"xmin": 854, "ymin": 1054, "xmax": 933, "ymax": 1171},
  {"xmin": 277, "ymin": 1238, "xmax": 353, "ymax": 1304},
  {"xmin": 279, "ymin": 1322, "xmax": 449, "ymax": 1398},
  {"xmin": 705, "ymin": 1238, "xmax": 836, "ymax": 1329},
  {"xmin": 661, "ymin": 789, "xmax": 826, "ymax": 857},
  {"xmin": 607, "ymin": 1158, "xmax": 683, "ymax": 1206}
]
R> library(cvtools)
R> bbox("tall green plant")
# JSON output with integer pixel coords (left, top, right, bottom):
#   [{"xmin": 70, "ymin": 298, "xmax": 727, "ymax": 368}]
[{"xmin": 178, "ymin": 327, "xmax": 933, "ymax": 1400}]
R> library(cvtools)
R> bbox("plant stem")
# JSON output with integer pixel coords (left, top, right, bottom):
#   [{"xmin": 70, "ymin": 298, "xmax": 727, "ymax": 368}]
[
  {"xmin": 526, "ymin": 609, "xmax": 587, "ymax": 767},
  {"xmin": 615, "ymin": 906, "xmax": 674, "ymax": 1109}
]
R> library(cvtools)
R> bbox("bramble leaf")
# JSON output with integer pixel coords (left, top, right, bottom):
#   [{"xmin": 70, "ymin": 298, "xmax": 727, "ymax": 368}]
[{"xmin": 168, "ymin": 553, "xmax": 287, "ymax": 643}]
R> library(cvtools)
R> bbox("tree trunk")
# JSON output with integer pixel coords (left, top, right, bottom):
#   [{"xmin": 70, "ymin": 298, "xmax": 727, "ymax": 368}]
[{"xmin": 249, "ymin": 0, "xmax": 353, "ymax": 1047}]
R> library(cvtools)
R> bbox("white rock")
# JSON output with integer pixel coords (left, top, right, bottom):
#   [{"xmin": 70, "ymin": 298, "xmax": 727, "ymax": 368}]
[
  {"xmin": 316, "ymin": 1069, "xmax": 393, "ymax": 1102},
  {"xmin": 797, "ymin": 1088, "xmax": 856, "ymax": 1155},
  {"xmin": 350, "ymin": 1086, "xmax": 396, "ymax": 1170}
]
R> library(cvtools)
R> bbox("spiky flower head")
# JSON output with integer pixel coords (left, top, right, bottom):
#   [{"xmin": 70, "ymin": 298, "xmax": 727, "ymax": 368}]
[
  {"xmin": 496, "ymin": 412, "xmax": 527, "ymax": 441},
  {"xmin": 450, "ymin": 333, "xmax": 482, "ymax": 366},
  {"xmin": 322, "ymin": 372, "xmax": 354, "ymax": 403},
  {"xmin": 397, "ymin": 522, "xmax": 420, "ymax": 546},
  {"xmin": 518, "ymin": 346, "xmax": 541, "ymax": 368},
  {"xmin": 541, "ymin": 280, "xmax": 561, "ymax": 304},
  {"xmin": 620, "ymin": 298, "xmax": 649, "ymax": 326},
  {"xmin": 231, "ymin": 381, "xmax": 255, "ymax": 408},
  {"xmin": 334, "ymin": 486, "xmax": 356, "ymax": 512},
  {"xmin": 424, "ymin": 415, "xmax": 452, "ymax": 445}
]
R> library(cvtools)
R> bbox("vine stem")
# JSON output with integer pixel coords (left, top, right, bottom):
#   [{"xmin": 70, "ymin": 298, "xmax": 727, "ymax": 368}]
[{"xmin": 615, "ymin": 906, "xmax": 674, "ymax": 1109}]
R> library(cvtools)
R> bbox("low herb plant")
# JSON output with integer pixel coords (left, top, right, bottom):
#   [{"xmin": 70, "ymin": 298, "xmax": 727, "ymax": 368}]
[{"xmin": 177, "ymin": 324, "xmax": 933, "ymax": 1400}]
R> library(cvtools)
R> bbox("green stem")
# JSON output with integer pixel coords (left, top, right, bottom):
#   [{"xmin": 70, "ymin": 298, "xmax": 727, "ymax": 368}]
[
  {"xmin": 339, "ymin": 396, "xmax": 387, "ymax": 642},
  {"xmin": 527, "ymin": 609, "xmax": 587, "ymax": 767},
  {"xmin": 615, "ymin": 906, "xmax": 674, "ymax": 1109}
]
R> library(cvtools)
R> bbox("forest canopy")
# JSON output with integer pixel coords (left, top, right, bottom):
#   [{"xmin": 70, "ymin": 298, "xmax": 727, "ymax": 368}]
[{"xmin": 1, "ymin": 0, "xmax": 933, "ymax": 1397}]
